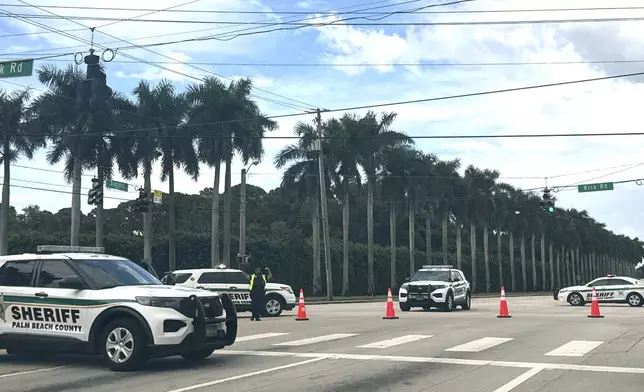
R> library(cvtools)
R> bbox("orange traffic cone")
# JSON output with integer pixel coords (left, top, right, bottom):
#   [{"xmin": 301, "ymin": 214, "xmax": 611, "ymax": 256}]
[
  {"xmin": 382, "ymin": 288, "xmax": 399, "ymax": 320},
  {"xmin": 587, "ymin": 287, "xmax": 604, "ymax": 318},
  {"xmin": 497, "ymin": 286, "xmax": 511, "ymax": 318},
  {"xmin": 295, "ymin": 289, "xmax": 309, "ymax": 321}
]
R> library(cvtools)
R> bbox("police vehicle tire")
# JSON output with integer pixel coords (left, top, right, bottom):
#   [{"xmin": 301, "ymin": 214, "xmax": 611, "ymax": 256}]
[
  {"xmin": 399, "ymin": 302, "xmax": 411, "ymax": 312},
  {"xmin": 443, "ymin": 293, "xmax": 454, "ymax": 312},
  {"xmin": 264, "ymin": 294, "xmax": 285, "ymax": 317},
  {"xmin": 626, "ymin": 292, "xmax": 644, "ymax": 307},
  {"xmin": 100, "ymin": 318, "xmax": 149, "ymax": 372},
  {"xmin": 461, "ymin": 292, "xmax": 471, "ymax": 310},
  {"xmin": 567, "ymin": 292, "xmax": 585, "ymax": 307},
  {"xmin": 181, "ymin": 347, "xmax": 216, "ymax": 361}
]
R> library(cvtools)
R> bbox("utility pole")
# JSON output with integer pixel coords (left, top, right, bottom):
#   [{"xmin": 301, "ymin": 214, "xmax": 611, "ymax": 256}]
[
  {"xmin": 315, "ymin": 109, "xmax": 333, "ymax": 301},
  {"xmin": 239, "ymin": 161, "xmax": 257, "ymax": 264}
]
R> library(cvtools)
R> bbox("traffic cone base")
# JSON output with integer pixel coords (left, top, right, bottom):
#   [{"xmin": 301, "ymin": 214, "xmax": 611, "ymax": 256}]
[
  {"xmin": 497, "ymin": 286, "xmax": 511, "ymax": 318},
  {"xmin": 295, "ymin": 289, "xmax": 309, "ymax": 321},
  {"xmin": 383, "ymin": 288, "xmax": 399, "ymax": 319},
  {"xmin": 587, "ymin": 288, "xmax": 603, "ymax": 318}
]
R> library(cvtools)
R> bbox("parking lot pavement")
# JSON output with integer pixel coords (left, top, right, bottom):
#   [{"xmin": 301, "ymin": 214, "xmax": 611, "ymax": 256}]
[{"xmin": 2, "ymin": 295, "xmax": 644, "ymax": 392}]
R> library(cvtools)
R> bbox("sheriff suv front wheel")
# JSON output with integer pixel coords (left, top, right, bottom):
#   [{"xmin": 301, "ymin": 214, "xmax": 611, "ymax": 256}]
[{"xmin": 100, "ymin": 318, "xmax": 149, "ymax": 371}]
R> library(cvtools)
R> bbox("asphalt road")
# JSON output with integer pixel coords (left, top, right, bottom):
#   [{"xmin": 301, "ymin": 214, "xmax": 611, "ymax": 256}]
[{"xmin": 3, "ymin": 295, "xmax": 644, "ymax": 392}]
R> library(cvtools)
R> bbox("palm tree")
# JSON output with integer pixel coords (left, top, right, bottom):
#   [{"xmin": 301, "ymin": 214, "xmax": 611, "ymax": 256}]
[
  {"xmin": 30, "ymin": 64, "xmax": 99, "ymax": 246},
  {"xmin": 355, "ymin": 111, "xmax": 412, "ymax": 295},
  {"xmin": 188, "ymin": 77, "xmax": 276, "ymax": 266},
  {"xmin": 0, "ymin": 88, "xmax": 42, "ymax": 254}
]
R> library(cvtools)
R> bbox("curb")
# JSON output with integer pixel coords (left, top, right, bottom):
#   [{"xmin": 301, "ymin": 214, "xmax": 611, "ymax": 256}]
[{"xmin": 306, "ymin": 292, "xmax": 551, "ymax": 305}]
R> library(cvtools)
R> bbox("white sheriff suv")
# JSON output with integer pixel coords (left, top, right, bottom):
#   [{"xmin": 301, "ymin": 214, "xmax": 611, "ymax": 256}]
[
  {"xmin": 398, "ymin": 265, "xmax": 471, "ymax": 312},
  {"xmin": 0, "ymin": 246, "xmax": 238, "ymax": 371},
  {"xmin": 163, "ymin": 265, "xmax": 297, "ymax": 317},
  {"xmin": 554, "ymin": 274, "xmax": 644, "ymax": 307}
]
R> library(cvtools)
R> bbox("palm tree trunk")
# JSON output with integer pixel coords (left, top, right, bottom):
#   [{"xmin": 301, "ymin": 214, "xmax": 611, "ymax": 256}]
[
  {"xmin": 70, "ymin": 147, "xmax": 82, "ymax": 247},
  {"xmin": 483, "ymin": 221, "xmax": 490, "ymax": 292},
  {"xmin": 576, "ymin": 248, "xmax": 580, "ymax": 283},
  {"xmin": 426, "ymin": 215, "xmax": 432, "ymax": 265},
  {"xmin": 509, "ymin": 233, "xmax": 515, "ymax": 291},
  {"xmin": 566, "ymin": 247, "xmax": 572, "ymax": 286},
  {"xmin": 95, "ymin": 146, "xmax": 104, "ymax": 249},
  {"xmin": 341, "ymin": 191, "xmax": 350, "ymax": 295},
  {"xmin": 168, "ymin": 164, "xmax": 177, "ymax": 271},
  {"xmin": 570, "ymin": 248, "xmax": 576, "ymax": 285},
  {"xmin": 143, "ymin": 163, "xmax": 153, "ymax": 264},
  {"xmin": 390, "ymin": 204, "xmax": 397, "ymax": 289},
  {"xmin": 312, "ymin": 194, "xmax": 321, "ymax": 295},
  {"xmin": 556, "ymin": 248, "xmax": 561, "ymax": 289},
  {"xmin": 210, "ymin": 162, "xmax": 221, "ymax": 267},
  {"xmin": 531, "ymin": 234, "xmax": 536, "ymax": 291},
  {"xmin": 0, "ymin": 136, "xmax": 10, "ymax": 255},
  {"xmin": 520, "ymin": 235, "xmax": 527, "ymax": 291},
  {"xmin": 223, "ymin": 157, "xmax": 232, "ymax": 265},
  {"xmin": 409, "ymin": 202, "xmax": 415, "ymax": 275},
  {"xmin": 367, "ymin": 178, "xmax": 375, "ymax": 295},
  {"xmin": 456, "ymin": 222, "xmax": 462, "ymax": 271},
  {"xmin": 540, "ymin": 234, "xmax": 546, "ymax": 291},
  {"xmin": 470, "ymin": 221, "xmax": 476, "ymax": 293},
  {"xmin": 442, "ymin": 215, "xmax": 448, "ymax": 264},
  {"xmin": 497, "ymin": 229, "xmax": 503, "ymax": 289}
]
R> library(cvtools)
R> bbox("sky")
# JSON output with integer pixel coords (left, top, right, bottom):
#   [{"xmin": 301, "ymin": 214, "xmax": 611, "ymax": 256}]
[{"xmin": 1, "ymin": 0, "xmax": 644, "ymax": 241}]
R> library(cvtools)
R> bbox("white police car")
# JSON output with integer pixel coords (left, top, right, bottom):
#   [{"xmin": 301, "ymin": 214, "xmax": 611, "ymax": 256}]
[
  {"xmin": 0, "ymin": 246, "xmax": 238, "ymax": 371},
  {"xmin": 399, "ymin": 265, "xmax": 471, "ymax": 312},
  {"xmin": 554, "ymin": 274, "xmax": 644, "ymax": 307},
  {"xmin": 163, "ymin": 265, "xmax": 297, "ymax": 317}
]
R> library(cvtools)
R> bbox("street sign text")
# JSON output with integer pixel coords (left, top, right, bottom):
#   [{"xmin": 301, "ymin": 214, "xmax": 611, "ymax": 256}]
[
  {"xmin": 105, "ymin": 179, "xmax": 128, "ymax": 192},
  {"xmin": 577, "ymin": 182, "xmax": 614, "ymax": 193},
  {"xmin": 0, "ymin": 59, "xmax": 34, "ymax": 79}
]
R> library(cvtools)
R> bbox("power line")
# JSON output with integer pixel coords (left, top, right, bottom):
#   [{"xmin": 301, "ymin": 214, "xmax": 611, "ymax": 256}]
[
  {"xmin": 5, "ymin": 4, "xmax": 644, "ymax": 15},
  {"xmin": 4, "ymin": 67, "xmax": 644, "ymax": 140},
  {"xmin": 14, "ymin": 1, "xmax": 317, "ymax": 113},
  {"xmin": 9, "ymin": 13, "xmax": 644, "ymax": 26},
  {"xmin": 0, "ymin": 0, "xmax": 424, "ymax": 53}
]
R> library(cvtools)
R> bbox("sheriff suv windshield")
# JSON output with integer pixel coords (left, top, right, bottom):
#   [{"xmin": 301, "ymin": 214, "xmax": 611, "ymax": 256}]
[
  {"xmin": 411, "ymin": 270, "xmax": 451, "ymax": 282},
  {"xmin": 73, "ymin": 258, "xmax": 162, "ymax": 289}
]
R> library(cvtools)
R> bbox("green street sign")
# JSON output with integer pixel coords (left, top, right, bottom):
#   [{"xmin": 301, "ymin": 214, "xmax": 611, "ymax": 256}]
[
  {"xmin": 577, "ymin": 182, "xmax": 614, "ymax": 193},
  {"xmin": 0, "ymin": 59, "xmax": 34, "ymax": 79},
  {"xmin": 106, "ymin": 179, "xmax": 128, "ymax": 192}
]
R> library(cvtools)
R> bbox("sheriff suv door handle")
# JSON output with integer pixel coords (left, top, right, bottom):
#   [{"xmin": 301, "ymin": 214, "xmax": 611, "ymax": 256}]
[
  {"xmin": 35, "ymin": 292, "xmax": 48, "ymax": 298},
  {"xmin": 229, "ymin": 286, "xmax": 238, "ymax": 290}
]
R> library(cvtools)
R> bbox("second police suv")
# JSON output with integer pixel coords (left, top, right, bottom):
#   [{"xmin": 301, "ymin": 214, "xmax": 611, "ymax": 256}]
[
  {"xmin": 398, "ymin": 265, "xmax": 472, "ymax": 312},
  {"xmin": 554, "ymin": 274, "xmax": 644, "ymax": 307},
  {"xmin": 0, "ymin": 246, "xmax": 238, "ymax": 371}
]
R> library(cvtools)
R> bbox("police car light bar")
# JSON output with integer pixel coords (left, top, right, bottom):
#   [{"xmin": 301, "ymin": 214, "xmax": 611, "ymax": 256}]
[
  {"xmin": 37, "ymin": 245, "xmax": 105, "ymax": 253},
  {"xmin": 422, "ymin": 265, "xmax": 453, "ymax": 269},
  {"xmin": 216, "ymin": 264, "xmax": 227, "ymax": 269}
]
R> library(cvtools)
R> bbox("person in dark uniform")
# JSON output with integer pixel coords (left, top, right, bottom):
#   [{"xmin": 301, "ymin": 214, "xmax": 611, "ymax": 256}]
[{"xmin": 249, "ymin": 267, "xmax": 272, "ymax": 321}]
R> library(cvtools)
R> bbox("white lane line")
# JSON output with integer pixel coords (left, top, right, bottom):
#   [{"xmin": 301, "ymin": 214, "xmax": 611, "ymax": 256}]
[
  {"xmin": 236, "ymin": 333, "xmax": 290, "ymax": 342},
  {"xmin": 0, "ymin": 365, "xmax": 70, "ymax": 379},
  {"xmin": 273, "ymin": 333, "xmax": 358, "ymax": 346},
  {"xmin": 166, "ymin": 357, "xmax": 324, "ymax": 392},
  {"xmin": 492, "ymin": 367, "xmax": 543, "ymax": 392},
  {"xmin": 545, "ymin": 340, "xmax": 604, "ymax": 357},
  {"xmin": 357, "ymin": 335, "xmax": 434, "ymax": 349},
  {"xmin": 445, "ymin": 337, "xmax": 514, "ymax": 352},
  {"xmin": 218, "ymin": 349, "xmax": 644, "ymax": 374}
]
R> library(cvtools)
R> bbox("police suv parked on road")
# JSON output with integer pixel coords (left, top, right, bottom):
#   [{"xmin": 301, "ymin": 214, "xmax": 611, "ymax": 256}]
[
  {"xmin": 554, "ymin": 274, "xmax": 644, "ymax": 307},
  {"xmin": 163, "ymin": 265, "xmax": 297, "ymax": 317},
  {"xmin": 0, "ymin": 246, "xmax": 238, "ymax": 371},
  {"xmin": 398, "ymin": 265, "xmax": 471, "ymax": 312}
]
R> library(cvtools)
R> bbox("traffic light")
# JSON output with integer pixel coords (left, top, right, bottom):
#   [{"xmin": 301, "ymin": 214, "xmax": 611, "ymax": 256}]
[
  {"xmin": 135, "ymin": 189, "xmax": 151, "ymax": 213},
  {"xmin": 83, "ymin": 51, "xmax": 112, "ymax": 112},
  {"xmin": 76, "ymin": 79, "xmax": 91, "ymax": 111},
  {"xmin": 87, "ymin": 178, "xmax": 102, "ymax": 205},
  {"xmin": 541, "ymin": 188, "xmax": 555, "ymax": 213}
]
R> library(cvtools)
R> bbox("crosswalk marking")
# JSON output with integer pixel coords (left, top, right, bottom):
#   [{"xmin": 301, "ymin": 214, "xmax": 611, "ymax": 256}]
[
  {"xmin": 273, "ymin": 333, "xmax": 358, "ymax": 346},
  {"xmin": 357, "ymin": 335, "xmax": 434, "ymax": 349},
  {"xmin": 236, "ymin": 333, "xmax": 291, "ymax": 342},
  {"xmin": 445, "ymin": 337, "xmax": 514, "ymax": 352},
  {"xmin": 545, "ymin": 340, "xmax": 604, "ymax": 357}
]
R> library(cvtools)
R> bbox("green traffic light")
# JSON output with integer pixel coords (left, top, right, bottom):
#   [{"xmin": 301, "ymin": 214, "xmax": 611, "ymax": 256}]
[{"xmin": 548, "ymin": 206, "xmax": 554, "ymax": 213}]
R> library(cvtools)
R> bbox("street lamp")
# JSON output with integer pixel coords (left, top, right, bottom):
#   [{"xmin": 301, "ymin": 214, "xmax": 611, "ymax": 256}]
[{"xmin": 239, "ymin": 161, "xmax": 260, "ymax": 267}]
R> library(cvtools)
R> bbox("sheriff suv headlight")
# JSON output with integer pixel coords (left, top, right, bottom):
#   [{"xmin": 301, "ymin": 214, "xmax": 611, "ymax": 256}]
[
  {"xmin": 401, "ymin": 283, "xmax": 409, "ymax": 291},
  {"xmin": 136, "ymin": 296, "xmax": 182, "ymax": 311},
  {"xmin": 280, "ymin": 286, "xmax": 294, "ymax": 294}
]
